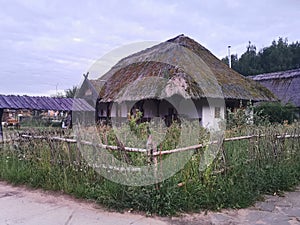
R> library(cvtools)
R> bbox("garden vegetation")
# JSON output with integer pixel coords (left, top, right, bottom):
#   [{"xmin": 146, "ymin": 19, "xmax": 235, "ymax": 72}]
[{"xmin": 0, "ymin": 113, "xmax": 299, "ymax": 216}]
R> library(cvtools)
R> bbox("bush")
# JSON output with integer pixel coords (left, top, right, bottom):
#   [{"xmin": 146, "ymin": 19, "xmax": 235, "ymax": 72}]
[{"xmin": 255, "ymin": 102, "xmax": 298, "ymax": 124}]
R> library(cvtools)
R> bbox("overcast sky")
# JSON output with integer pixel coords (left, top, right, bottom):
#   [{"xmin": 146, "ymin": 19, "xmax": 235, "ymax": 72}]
[{"xmin": 0, "ymin": 0, "xmax": 299, "ymax": 96}]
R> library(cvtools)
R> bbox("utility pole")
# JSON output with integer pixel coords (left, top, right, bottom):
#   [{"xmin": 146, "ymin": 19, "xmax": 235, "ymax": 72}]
[{"xmin": 228, "ymin": 45, "xmax": 231, "ymax": 68}]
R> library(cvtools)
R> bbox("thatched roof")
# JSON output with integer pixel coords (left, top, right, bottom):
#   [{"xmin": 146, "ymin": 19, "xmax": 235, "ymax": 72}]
[
  {"xmin": 0, "ymin": 94, "xmax": 95, "ymax": 111},
  {"xmin": 249, "ymin": 68, "xmax": 300, "ymax": 107},
  {"xmin": 91, "ymin": 35, "xmax": 275, "ymax": 103}
]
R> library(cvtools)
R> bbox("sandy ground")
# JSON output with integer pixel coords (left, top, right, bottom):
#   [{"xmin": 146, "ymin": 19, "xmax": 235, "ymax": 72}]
[
  {"xmin": 1, "ymin": 181, "xmax": 300, "ymax": 225},
  {"xmin": 0, "ymin": 181, "xmax": 167, "ymax": 225}
]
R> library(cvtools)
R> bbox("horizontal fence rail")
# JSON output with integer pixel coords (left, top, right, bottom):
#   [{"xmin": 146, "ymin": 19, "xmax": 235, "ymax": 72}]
[
  {"xmin": 1, "ymin": 133, "xmax": 299, "ymax": 156},
  {"xmin": 1, "ymin": 129, "xmax": 299, "ymax": 174}
]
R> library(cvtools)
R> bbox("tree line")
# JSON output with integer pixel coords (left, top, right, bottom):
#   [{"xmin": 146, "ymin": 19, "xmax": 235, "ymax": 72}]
[{"xmin": 222, "ymin": 37, "xmax": 300, "ymax": 76}]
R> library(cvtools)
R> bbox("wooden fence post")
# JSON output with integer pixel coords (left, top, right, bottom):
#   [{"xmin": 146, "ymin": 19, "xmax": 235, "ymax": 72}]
[
  {"xmin": 146, "ymin": 134, "xmax": 153, "ymax": 165},
  {"xmin": 152, "ymin": 142, "xmax": 158, "ymax": 183},
  {"xmin": 146, "ymin": 134, "xmax": 158, "ymax": 182}
]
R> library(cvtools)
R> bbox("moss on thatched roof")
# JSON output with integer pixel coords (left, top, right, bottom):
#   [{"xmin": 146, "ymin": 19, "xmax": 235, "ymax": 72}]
[{"xmin": 91, "ymin": 35, "xmax": 275, "ymax": 103}]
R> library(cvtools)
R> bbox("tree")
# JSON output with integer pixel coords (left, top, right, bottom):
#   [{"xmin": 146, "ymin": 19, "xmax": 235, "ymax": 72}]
[
  {"xmin": 236, "ymin": 41, "xmax": 262, "ymax": 76},
  {"xmin": 65, "ymin": 86, "xmax": 78, "ymax": 98},
  {"xmin": 259, "ymin": 37, "xmax": 292, "ymax": 73},
  {"xmin": 221, "ymin": 54, "xmax": 238, "ymax": 68},
  {"xmin": 289, "ymin": 41, "xmax": 300, "ymax": 69},
  {"xmin": 222, "ymin": 37, "xmax": 300, "ymax": 76}
]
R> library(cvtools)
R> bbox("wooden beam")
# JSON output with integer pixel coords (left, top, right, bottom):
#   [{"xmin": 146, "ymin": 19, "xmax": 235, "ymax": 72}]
[{"xmin": 0, "ymin": 109, "xmax": 3, "ymax": 142}]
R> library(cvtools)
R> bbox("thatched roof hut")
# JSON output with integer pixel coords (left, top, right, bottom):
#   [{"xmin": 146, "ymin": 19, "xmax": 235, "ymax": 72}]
[
  {"xmin": 88, "ymin": 34, "xmax": 275, "ymax": 104},
  {"xmin": 249, "ymin": 68, "xmax": 300, "ymax": 108},
  {"xmin": 78, "ymin": 35, "xmax": 277, "ymax": 128}
]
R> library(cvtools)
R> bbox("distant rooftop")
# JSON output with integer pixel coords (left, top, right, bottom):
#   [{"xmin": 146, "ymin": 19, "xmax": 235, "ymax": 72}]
[
  {"xmin": 249, "ymin": 68, "xmax": 300, "ymax": 81},
  {"xmin": 249, "ymin": 68, "xmax": 300, "ymax": 107},
  {"xmin": 0, "ymin": 94, "xmax": 95, "ymax": 111}
]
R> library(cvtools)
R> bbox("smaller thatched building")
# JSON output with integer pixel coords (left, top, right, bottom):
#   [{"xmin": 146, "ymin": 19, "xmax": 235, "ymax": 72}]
[
  {"xmin": 79, "ymin": 35, "xmax": 275, "ymax": 128},
  {"xmin": 249, "ymin": 68, "xmax": 300, "ymax": 116},
  {"xmin": 0, "ymin": 94, "xmax": 95, "ymax": 141}
]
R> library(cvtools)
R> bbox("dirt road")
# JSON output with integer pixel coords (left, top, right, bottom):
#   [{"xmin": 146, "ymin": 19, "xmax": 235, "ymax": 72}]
[
  {"xmin": 1, "ymin": 181, "xmax": 300, "ymax": 225},
  {"xmin": 0, "ymin": 181, "xmax": 167, "ymax": 225}
]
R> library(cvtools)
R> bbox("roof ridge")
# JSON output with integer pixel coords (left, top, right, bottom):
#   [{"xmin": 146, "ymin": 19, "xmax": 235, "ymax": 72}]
[{"xmin": 250, "ymin": 68, "xmax": 300, "ymax": 80}]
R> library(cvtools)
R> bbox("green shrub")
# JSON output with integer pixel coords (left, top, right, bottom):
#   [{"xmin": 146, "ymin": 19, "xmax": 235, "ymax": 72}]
[{"xmin": 255, "ymin": 102, "xmax": 298, "ymax": 124}]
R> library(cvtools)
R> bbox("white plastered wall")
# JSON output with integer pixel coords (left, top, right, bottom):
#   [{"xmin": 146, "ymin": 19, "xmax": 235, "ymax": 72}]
[{"xmin": 201, "ymin": 99, "xmax": 225, "ymax": 131}]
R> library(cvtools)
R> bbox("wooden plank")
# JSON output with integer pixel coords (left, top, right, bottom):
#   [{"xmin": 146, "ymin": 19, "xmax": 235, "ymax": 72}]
[
  {"xmin": 276, "ymin": 134, "xmax": 300, "ymax": 139},
  {"xmin": 20, "ymin": 134, "xmax": 148, "ymax": 153},
  {"xmin": 224, "ymin": 135, "xmax": 257, "ymax": 141},
  {"xmin": 152, "ymin": 143, "xmax": 206, "ymax": 156}
]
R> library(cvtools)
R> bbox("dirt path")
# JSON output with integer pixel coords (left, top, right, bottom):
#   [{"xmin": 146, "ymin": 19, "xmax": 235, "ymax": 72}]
[
  {"xmin": 0, "ymin": 181, "xmax": 167, "ymax": 225},
  {"xmin": 1, "ymin": 181, "xmax": 300, "ymax": 225}
]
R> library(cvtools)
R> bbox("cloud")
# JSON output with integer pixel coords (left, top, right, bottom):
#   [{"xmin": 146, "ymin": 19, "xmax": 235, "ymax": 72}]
[{"xmin": 0, "ymin": 0, "xmax": 299, "ymax": 96}]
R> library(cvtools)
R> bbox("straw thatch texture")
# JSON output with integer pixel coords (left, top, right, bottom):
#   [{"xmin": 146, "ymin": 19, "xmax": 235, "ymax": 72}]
[
  {"xmin": 249, "ymin": 68, "xmax": 300, "ymax": 107},
  {"xmin": 0, "ymin": 94, "xmax": 95, "ymax": 111},
  {"xmin": 90, "ymin": 35, "xmax": 275, "ymax": 103}
]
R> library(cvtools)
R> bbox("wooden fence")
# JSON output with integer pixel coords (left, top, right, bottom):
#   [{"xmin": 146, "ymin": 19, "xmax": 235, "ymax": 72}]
[
  {"xmin": 1, "ymin": 132, "xmax": 299, "ymax": 155},
  {"xmin": 1, "ymin": 129, "xmax": 300, "ymax": 173},
  {"xmin": 2, "ymin": 134, "xmax": 300, "ymax": 153}
]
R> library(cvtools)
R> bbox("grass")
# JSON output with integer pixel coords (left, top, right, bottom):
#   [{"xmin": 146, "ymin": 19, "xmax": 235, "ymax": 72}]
[{"xmin": 0, "ymin": 122, "xmax": 300, "ymax": 216}]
